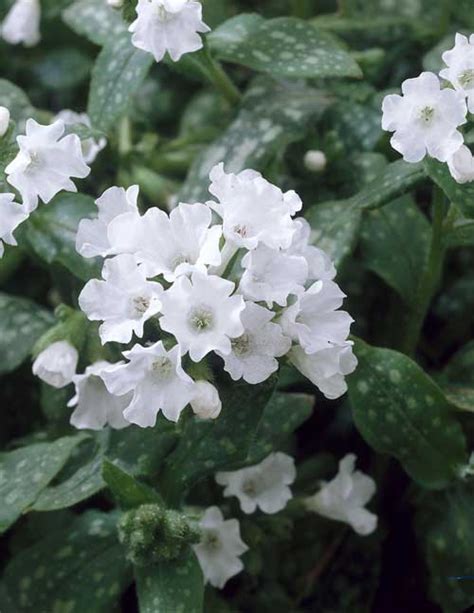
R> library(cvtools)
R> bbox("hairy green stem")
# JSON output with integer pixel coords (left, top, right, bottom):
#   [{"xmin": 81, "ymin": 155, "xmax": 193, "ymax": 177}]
[{"xmin": 190, "ymin": 47, "xmax": 241, "ymax": 107}]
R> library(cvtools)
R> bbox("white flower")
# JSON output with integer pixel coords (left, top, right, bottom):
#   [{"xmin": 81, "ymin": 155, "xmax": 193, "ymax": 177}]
[
  {"xmin": 304, "ymin": 150, "xmax": 327, "ymax": 173},
  {"xmin": 0, "ymin": 106, "xmax": 10, "ymax": 138},
  {"xmin": 447, "ymin": 144, "xmax": 474, "ymax": 184},
  {"xmin": 1, "ymin": 0, "xmax": 40, "ymax": 47},
  {"xmin": 218, "ymin": 302, "xmax": 290, "ymax": 384},
  {"xmin": 287, "ymin": 218, "xmax": 336, "ymax": 282},
  {"xmin": 0, "ymin": 193, "xmax": 28, "ymax": 257},
  {"xmin": 207, "ymin": 163, "xmax": 301, "ymax": 250},
  {"xmin": 190, "ymin": 381, "xmax": 222, "ymax": 419},
  {"xmin": 54, "ymin": 110, "xmax": 106, "ymax": 164},
  {"xmin": 107, "ymin": 0, "xmax": 123, "ymax": 7},
  {"xmin": 32, "ymin": 341, "xmax": 78, "ymax": 389},
  {"xmin": 5, "ymin": 119, "xmax": 90, "ymax": 212},
  {"xmin": 290, "ymin": 342, "xmax": 357, "ymax": 400},
  {"xmin": 68, "ymin": 361, "xmax": 131, "ymax": 430},
  {"xmin": 304, "ymin": 454, "xmax": 377, "ymax": 536},
  {"xmin": 239, "ymin": 245, "xmax": 308, "ymax": 308},
  {"xmin": 102, "ymin": 341, "xmax": 194, "ymax": 426},
  {"xmin": 440, "ymin": 33, "xmax": 474, "ymax": 114},
  {"xmin": 79, "ymin": 254, "xmax": 163, "ymax": 345},
  {"xmin": 381, "ymin": 71, "xmax": 467, "ymax": 163},
  {"xmin": 216, "ymin": 452, "xmax": 296, "ymax": 514},
  {"xmin": 76, "ymin": 185, "xmax": 139, "ymax": 259},
  {"xmin": 129, "ymin": 0, "xmax": 210, "ymax": 63},
  {"xmin": 160, "ymin": 271, "xmax": 245, "ymax": 362},
  {"xmin": 281, "ymin": 280, "xmax": 353, "ymax": 355},
  {"xmin": 108, "ymin": 202, "xmax": 222, "ymax": 281},
  {"xmin": 193, "ymin": 506, "xmax": 248, "ymax": 589}
]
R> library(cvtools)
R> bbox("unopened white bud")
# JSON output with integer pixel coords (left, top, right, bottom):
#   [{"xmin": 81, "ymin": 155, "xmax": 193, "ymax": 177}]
[
  {"xmin": 32, "ymin": 340, "xmax": 78, "ymax": 388},
  {"xmin": 304, "ymin": 150, "xmax": 327, "ymax": 173},
  {"xmin": 447, "ymin": 144, "xmax": 474, "ymax": 184},
  {"xmin": 106, "ymin": 0, "xmax": 123, "ymax": 7},
  {"xmin": 0, "ymin": 107, "xmax": 10, "ymax": 138},
  {"xmin": 191, "ymin": 381, "xmax": 222, "ymax": 420}
]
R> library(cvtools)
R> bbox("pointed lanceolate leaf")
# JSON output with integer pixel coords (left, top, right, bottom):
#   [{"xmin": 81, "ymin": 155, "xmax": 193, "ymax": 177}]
[
  {"xmin": 102, "ymin": 459, "xmax": 162, "ymax": 509},
  {"xmin": 348, "ymin": 338, "xmax": 467, "ymax": 489}
]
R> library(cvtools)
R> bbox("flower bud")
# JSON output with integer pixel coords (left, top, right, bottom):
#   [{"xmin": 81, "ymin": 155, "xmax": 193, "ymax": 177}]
[
  {"xmin": 304, "ymin": 150, "xmax": 327, "ymax": 173},
  {"xmin": 0, "ymin": 107, "xmax": 10, "ymax": 138},
  {"xmin": 106, "ymin": 0, "xmax": 123, "ymax": 7},
  {"xmin": 32, "ymin": 340, "xmax": 78, "ymax": 388},
  {"xmin": 447, "ymin": 144, "xmax": 474, "ymax": 184},
  {"xmin": 191, "ymin": 381, "xmax": 222, "ymax": 420},
  {"xmin": 1, "ymin": 0, "xmax": 41, "ymax": 47}
]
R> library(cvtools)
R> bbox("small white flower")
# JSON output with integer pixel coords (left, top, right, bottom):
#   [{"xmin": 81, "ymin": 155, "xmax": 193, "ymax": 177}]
[
  {"xmin": 68, "ymin": 361, "xmax": 131, "ymax": 430},
  {"xmin": 281, "ymin": 280, "xmax": 353, "ymax": 355},
  {"xmin": 190, "ymin": 380, "xmax": 222, "ymax": 419},
  {"xmin": 304, "ymin": 454, "xmax": 377, "ymax": 536},
  {"xmin": 288, "ymin": 218, "xmax": 336, "ymax": 282},
  {"xmin": 216, "ymin": 452, "xmax": 296, "ymax": 514},
  {"xmin": 193, "ymin": 506, "xmax": 248, "ymax": 589},
  {"xmin": 129, "ymin": 0, "xmax": 210, "ymax": 63},
  {"xmin": 76, "ymin": 185, "xmax": 140, "ymax": 259},
  {"xmin": 290, "ymin": 342, "xmax": 357, "ymax": 400},
  {"xmin": 102, "ymin": 341, "xmax": 194, "ymax": 426},
  {"xmin": 108, "ymin": 202, "xmax": 222, "ymax": 281},
  {"xmin": 1, "ymin": 0, "xmax": 40, "ymax": 47},
  {"xmin": 207, "ymin": 163, "xmax": 301, "ymax": 250},
  {"xmin": 160, "ymin": 270, "xmax": 245, "ymax": 362},
  {"xmin": 32, "ymin": 341, "xmax": 78, "ymax": 389},
  {"xmin": 440, "ymin": 33, "xmax": 474, "ymax": 114},
  {"xmin": 447, "ymin": 144, "xmax": 474, "ymax": 184},
  {"xmin": 218, "ymin": 302, "xmax": 290, "ymax": 384},
  {"xmin": 239, "ymin": 245, "xmax": 308, "ymax": 308},
  {"xmin": 54, "ymin": 110, "xmax": 106, "ymax": 164},
  {"xmin": 381, "ymin": 71, "xmax": 467, "ymax": 163},
  {"xmin": 0, "ymin": 193, "xmax": 28, "ymax": 258},
  {"xmin": 304, "ymin": 150, "xmax": 327, "ymax": 173},
  {"xmin": 0, "ymin": 106, "xmax": 10, "ymax": 138},
  {"xmin": 106, "ymin": 0, "xmax": 123, "ymax": 7},
  {"xmin": 6, "ymin": 119, "xmax": 90, "ymax": 212},
  {"xmin": 79, "ymin": 254, "xmax": 163, "ymax": 345}
]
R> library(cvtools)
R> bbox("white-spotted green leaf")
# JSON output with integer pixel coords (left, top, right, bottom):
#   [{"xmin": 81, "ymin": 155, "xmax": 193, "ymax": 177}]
[
  {"xmin": 440, "ymin": 341, "xmax": 474, "ymax": 413},
  {"xmin": 0, "ymin": 293, "xmax": 54, "ymax": 375},
  {"xmin": 2, "ymin": 510, "xmax": 131, "ymax": 612},
  {"xmin": 63, "ymin": 0, "xmax": 126, "ymax": 46},
  {"xmin": 135, "ymin": 550, "xmax": 204, "ymax": 613},
  {"xmin": 0, "ymin": 79, "xmax": 35, "ymax": 126},
  {"xmin": 424, "ymin": 158, "xmax": 474, "ymax": 219},
  {"xmin": 0, "ymin": 434, "xmax": 88, "ymax": 534},
  {"xmin": 102, "ymin": 459, "xmax": 161, "ymax": 509},
  {"xmin": 88, "ymin": 31, "xmax": 153, "ymax": 133},
  {"xmin": 348, "ymin": 339, "xmax": 467, "ymax": 489},
  {"xmin": 209, "ymin": 16, "xmax": 361, "ymax": 79}
]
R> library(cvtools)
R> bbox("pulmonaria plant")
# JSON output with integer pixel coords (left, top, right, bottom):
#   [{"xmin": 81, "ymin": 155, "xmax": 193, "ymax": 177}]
[{"xmin": 68, "ymin": 163, "xmax": 357, "ymax": 429}]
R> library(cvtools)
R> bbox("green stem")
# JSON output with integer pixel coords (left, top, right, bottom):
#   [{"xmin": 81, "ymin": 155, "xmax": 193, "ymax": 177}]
[
  {"xmin": 118, "ymin": 116, "xmax": 132, "ymax": 155},
  {"xmin": 400, "ymin": 187, "xmax": 447, "ymax": 356},
  {"xmin": 190, "ymin": 47, "xmax": 241, "ymax": 107}
]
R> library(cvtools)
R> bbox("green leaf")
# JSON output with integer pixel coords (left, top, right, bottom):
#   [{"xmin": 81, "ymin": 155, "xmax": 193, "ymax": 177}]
[
  {"xmin": 180, "ymin": 78, "xmax": 331, "ymax": 202},
  {"xmin": 0, "ymin": 293, "xmax": 54, "ymax": 375},
  {"xmin": 0, "ymin": 79, "xmax": 35, "ymax": 126},
  {"xmin": 160, "ymin": 374, "xmax": 277, "ymax": 505},
  {"xmin": 441, "ymin": 341, "xmax": 474, "ymax": 412},
  {"xmin": 360, "ymin": 196, "xmax": 430, "ymax": 306},
  {"xmin": 0, "ymin": 434, "xmax": 87, "ymax": 534},
  {"xmin": 102, "ymin": 459, "xmax": 161, "ymax": 509},
  {"xmin": 446, "ymin": 216, "xmax": 474, "ymax": 248},
  {"xmin": 32, "ymin": 48, "xmax": 92, "ymax": 91},
  {"xmin": 88, "ymin": 31, "xmax": 153, "ymax": 133},
  {"xmin": 63, "ymin": 0, "xmax": 126, "ymax": 46},
  {"xmin": 22, "ymin": 192, "xmax": 101, "ymax": 281},
  {"xmin": 210, "ymin": 16, "xmax": 361, "ymax": 79},
  {"xmin": 424, "ymin": 157, "xmax": 474, "ymax": 219},
  {"xmin": 348, "ymin": 339, "xmax": 467, "ymax": 489},
  {"xmin": 2, "ymin": 510, "xmax": 131, "ymax": 612},
  {"xmin": 135, "ymin": 549, "xmax": 204, "ymax": 613}
]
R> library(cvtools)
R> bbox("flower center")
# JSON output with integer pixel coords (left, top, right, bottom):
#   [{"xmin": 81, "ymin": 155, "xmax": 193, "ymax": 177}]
[
  {"xmin": 26, "ymin": 150, "xmax": 41, "ymax": 172},
  {"xmin": 152, "ymin": 357, "xmax": 173, "ymax": 381},
  {"xmin": 459, "ymin": 69, "xmax": 474, "ymax": 89},
  {"xmin": 233, "ymin": 224, "xmax": 248, "ymax": 238},
  {"xmin": 203, "ymin": 530, "xmax": 221, "ymax": 552},
  {"xmin": 419, "ymin": 106, "xmax": 435, "ymax": 124},
  {"xmin": 171, "ymin": 254, "xmax": 190, "ymax": 269},
  {"xmin": 188, "ymin": 305, "xmax": 214, "ymax": 332},
  {"xmin": 242, "ymin": 478, "xmax": 258, "ymax": 497},
  {"xmin": 156, "ymin": 5, "xmax": 173, "ymax": 21},
  {"xmin": 132, "ymin": 295, "xmax": 150, "ymax": 316},
  {"xmin": 231, "ymin": 333, "xmax": 252, "ymax": 356}
]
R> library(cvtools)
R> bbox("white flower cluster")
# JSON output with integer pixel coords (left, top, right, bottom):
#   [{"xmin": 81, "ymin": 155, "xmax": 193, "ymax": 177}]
[
  {"xmin": 64, "ymin": 163, "xmax": 356, "ymax": 430},
  {"xmin": 382, "ymin": 33, "xmax": 474, "ymax": 183}
]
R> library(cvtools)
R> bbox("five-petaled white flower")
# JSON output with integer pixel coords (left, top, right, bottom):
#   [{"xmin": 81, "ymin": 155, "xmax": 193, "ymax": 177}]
[
  {"xmin": 6, "ymin": 119, "xmax": 90, "ymax": 212},
  {"xmin": 190, "ymin": 380, "xmax": 222, "ymax": 419},
  {"xmin": 129, "ymin": 0, "xmax": 210, "ymax": 63},
  {"xmin": 0, "ymin": 193, "xmax": 28, "ymax": 258},
  {"xmin": 304, "ymin": 454, "xmax": 377, "ymax": 536},
  {"xmin": 32, "ymin": 341, "xmax": 78, "ymax": 389},
  {"xmin": 68, "ymin": 361, "xmax": 131, "ymax": 430},
  {"xmin": 54, "ymin": 110, "xmax": 107, "ymax": 165},
  {"xmin": 1, "ymin": 0, "xmax": 40, "ymax": 47},
  {"xmin": 218, "ymin": 302, "xmax": 290, "ymax": 384},
  {"xmin": 160, "ymin": 270, "xmax": 245, "ymax": 362},
  {"xmin": 193, "ymin": 506, "xmax": 248, "ymax": 589},
  {"xmin": 102, "ymin": 341, "xmax": 194, "ymax": 426},
  {"xmin": 79, "ymin": 254, "xmax": 163, "ymax": 345},
  {"xmin": 208, "ymin": 163, "xmax": 301, "ymax": 250},
  {"xmin": 216, "ymin": 452, "xmax": 296, "ymax": 514},
  {"xmin": 440, "ymin": 33, "xmax": 474, "ymax": 114},
  {"xmin": 381, "ymin": 71, "xmax": 467, "ymax": 163}
]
